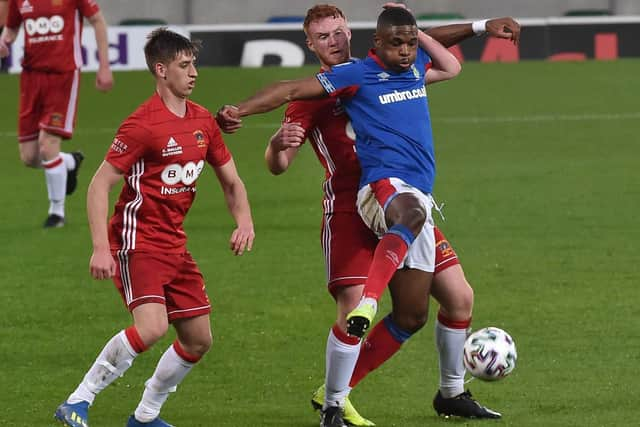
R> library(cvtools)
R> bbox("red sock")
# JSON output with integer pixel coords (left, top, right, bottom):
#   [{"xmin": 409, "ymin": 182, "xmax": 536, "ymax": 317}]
[
  {"xmin": 173, "ymin": 340, "xmax": 202, "ymax": 363},
  {"xmin": 363, "ymin": 233, "xmax": 408, "ymax": 300},
  {"xmin": 124, "ymin": 326, "xmax": 149, "ymax": 353},
  {"xmin": 349, "ymin": 319, "xmax": 402, "ymax": 387},
  {"xmin": 437, "ymin": 311, "xmax": 472, "ymax": 329}
]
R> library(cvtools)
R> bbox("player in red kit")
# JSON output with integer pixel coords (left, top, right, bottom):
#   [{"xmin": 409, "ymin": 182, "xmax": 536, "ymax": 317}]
[
  {"xmin": 54, "ymin": 28, "xmax": 255, "ymax": 427},
  {"xmin": 0, "ymin": 0, "xmax": 113, "ymax": 228},
  {"xmin": 218, "ymin": 3, "xmax": 519, "ymax": 426},
  {"xmin": 0, "ymin": 0, "xmax": 8, "ymax": 71}
]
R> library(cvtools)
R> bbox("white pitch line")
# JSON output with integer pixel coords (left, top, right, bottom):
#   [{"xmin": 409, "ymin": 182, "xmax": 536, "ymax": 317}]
[
  {"xmin": 1, "ymin": 112, "xmax": 638, "ymax": 137},
  {"xmin": 436, "ymin": 112, "xmax": 640, "ymax": 124}
]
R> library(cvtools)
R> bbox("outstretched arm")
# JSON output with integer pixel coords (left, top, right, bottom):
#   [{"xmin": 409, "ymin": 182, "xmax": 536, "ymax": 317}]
[
  {"xmin": 426, "ymin": 17, "xmax": 521, "ymax": 47},
  {"xmin": 382, "ymin": 3, "xmax": 520, "ymax": 47},
  {"xmin": 234, "ymin": 76, "xmax": 327, "ymax": 117}
]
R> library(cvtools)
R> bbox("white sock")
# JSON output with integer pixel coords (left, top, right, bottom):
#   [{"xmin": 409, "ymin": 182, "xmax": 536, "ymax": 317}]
[
  {"xmin": 68, "ymin": 330, "xmax": 138, "ymax": 405},
  {"xmin": 360, "ymin": 297, "xmax": 378, "ymax": 311},
  {"xmin": 60, "ymin": 151, "xmax": 76, "ymax": 171},
  {"xmin": 324, "ymin": 327, "xmax": 360, "ymax": 409},
  {"xmin": 42, "ymin": 156, "xmax": 67, "ymax": 217},
  {"xmin": 134, "ymin": 344, "xmax": 196, "ymax": 423},
  {"xmin": 435, "ymin": 319, "xmax": 468, "ymax": 398}
]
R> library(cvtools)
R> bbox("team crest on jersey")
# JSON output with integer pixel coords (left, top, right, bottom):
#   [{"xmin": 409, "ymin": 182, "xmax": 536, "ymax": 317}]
[
  {"xmin": 411, "ymin": 64, "xmax": 420, "ymax": 80},
  {"xmin": 162, "ymin": 137, "xmax": 183, "ymax": 157},
  {"xmin": 52, "ymin": 0, "xmax": 63, "ymax": 7},
  {"xmin": 436, "ymin": 239, "xmax": 454, "ymax": 257},
  {"xmin": 20, "ymin": 0, "xmax": 34, "ymax": 13},
  {"xmin": 193, "ymin": 130, "xmax": 207, "ymax": 148},
  {"xmin": 50, "ymin": 113, "xmax": 64, "ymax": 128}
]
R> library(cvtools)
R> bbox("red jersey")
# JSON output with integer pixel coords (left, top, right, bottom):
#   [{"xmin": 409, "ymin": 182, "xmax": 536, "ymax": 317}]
[
  {"xmin": 285, "ymin": 96, "xmax": 360, "ymax": 214},
  {"xmin": 106, "ymin": 93, "xmax": 231, "ymax": 254},
  {"xmin": 6, "ymin": 0, "xmax": 100, "ymax": 72}
]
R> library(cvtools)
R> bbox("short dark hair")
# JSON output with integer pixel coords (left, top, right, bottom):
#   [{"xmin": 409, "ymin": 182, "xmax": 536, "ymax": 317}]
[
  {"xmin": 376, "ymin": 7, "xmax": 416, "ymax": 31},
  {"xmin": 144, "ymin": 27, "xmax": 201, "ymax": 75}
]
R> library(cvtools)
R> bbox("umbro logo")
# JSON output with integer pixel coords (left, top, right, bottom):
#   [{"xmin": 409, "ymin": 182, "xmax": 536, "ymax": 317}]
[
  {"xmin": 162, "ymin": 137, "xmax": 183, "ymax": 157},
  {"xmin": 377, "ymin": 72, "xmax": 390, "ymax": 81}
]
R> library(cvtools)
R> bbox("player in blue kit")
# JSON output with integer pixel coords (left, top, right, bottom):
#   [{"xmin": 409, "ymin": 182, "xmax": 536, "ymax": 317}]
[
  {"xmin": 221, "ymin": 5, "xmax": 459, "ymax": 333},
  {"xmin": 219, "ymin": 7, "xmax": 462, "ymax": 425},
  {"xmin": 314, "ymin": 9, "xmax": 451, "ymax": 340}
]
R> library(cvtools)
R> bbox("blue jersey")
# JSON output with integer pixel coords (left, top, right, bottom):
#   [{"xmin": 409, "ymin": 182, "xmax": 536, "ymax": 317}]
[{"xmin": 316, "ymin": 48, "xmax": 435, "ymax": 194}]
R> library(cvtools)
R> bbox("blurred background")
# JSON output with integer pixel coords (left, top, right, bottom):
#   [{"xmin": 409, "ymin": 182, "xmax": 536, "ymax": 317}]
[
  {"xmin": 101, "ymin": 0, "xmax": 640, "ymax": 25},
  {"xmin": 1, "ymin": 1, "xmax": 638, "ymax": 427}
]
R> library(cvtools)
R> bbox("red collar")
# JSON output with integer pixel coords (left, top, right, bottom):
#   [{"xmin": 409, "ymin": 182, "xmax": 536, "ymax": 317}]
[{"xmin": 368, "ymin": 49, "xmax": 387, "ymax": 69}]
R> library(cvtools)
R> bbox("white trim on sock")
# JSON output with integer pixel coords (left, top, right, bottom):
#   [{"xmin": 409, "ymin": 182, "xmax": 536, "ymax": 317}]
[
  {"xmin": 42, "ymin": 156, "xmax": 67, "ymax": 216},
  {"xmin": 60, "ymin": 152, "xmax": 76, "ymax": 171}
]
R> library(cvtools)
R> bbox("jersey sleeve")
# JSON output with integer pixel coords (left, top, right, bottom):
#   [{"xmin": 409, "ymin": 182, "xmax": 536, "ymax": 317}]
[
  {"xmin": 316, "ymin": 62, "xmax": 362, "ymax": 99},
  {"xmin": 283, "ymin": 101, "xmax": 317, "ymax": 142},
  {"xmin": 78, "ymin": 0, "xmax": 101, "ymax": 18},
  {"xmin": 418, "ymin": 47, "xmax": 433, "ymax": 73},
  {"xmin": 6, "ymin": 0, "xmax": 22, "ymax": 29},
  {"xmin": 206, "ymin": 120, "xmax": 232, "ymax": 168},
  {"xmin": 106, "ymin": 119, "xmax": 149, "ymax": 173}
]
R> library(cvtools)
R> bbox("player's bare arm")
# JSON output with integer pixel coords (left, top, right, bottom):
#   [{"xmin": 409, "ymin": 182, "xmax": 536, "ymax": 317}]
[
  {"xmin": 426, "ymin": 17, "xmax": 520, "ymax": 47},
  {"xmin": 421, "ymin": 33, "xmax": 462, "ymax": 84},
  {"xmin": 0, "ymin": 26, "xmax": 17, "ymax": 58},
  {"xmin": 87, "ymin": 161, "xmax": 123, "ymax": 280},
  {"xmin": 383, "ymin": 3, "xmax": 520, "ymax": 47},
  {"xmin": 213, "ymin": 158, "xmax": 255, "ymax": 255},
  {"xmin": 232, "ymin": 76, "xmax": 328, "ymax": 118},
  {"xmin": 264, "ymin": 122, "xmax": 304, "ymax": 175},
  {"xmin": 88, "ymin": 11, "xmax": 114, "ymax": 92}
]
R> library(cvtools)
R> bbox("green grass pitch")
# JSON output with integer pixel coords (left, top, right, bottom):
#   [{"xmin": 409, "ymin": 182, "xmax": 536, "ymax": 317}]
[{"xmin": 0, "ymin": 59, "xmax": 638, "ymax": 426}]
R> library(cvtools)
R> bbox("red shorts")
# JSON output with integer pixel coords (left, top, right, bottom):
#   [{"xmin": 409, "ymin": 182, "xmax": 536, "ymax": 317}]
[
  {"xmin": 434, "ymin": 226, "xmax": 460, "ymax": 272},
  {"xmin": 113, "ymin": 251, "xmax": 211, "ymax": 322},
  {"xmin": 18, "ymin": 69, "xmax": 80, "ymax": 142},
  {"xmin": 324, "ymin": 212, "xmax": 460, "ymax": 295},
  {"xmin": 323, "ymin": 212, "xmax": 378, "ymax": 294}
]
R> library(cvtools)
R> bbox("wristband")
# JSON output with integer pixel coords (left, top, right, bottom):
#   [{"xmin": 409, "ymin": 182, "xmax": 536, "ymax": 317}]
[{"xmin": 472, "ymin": 19, "xmax": 488, "ymax": 35}]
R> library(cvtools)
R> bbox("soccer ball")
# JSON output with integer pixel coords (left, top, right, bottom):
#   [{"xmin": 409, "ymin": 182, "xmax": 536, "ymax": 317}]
[{"xmin": 463, "ymin": 327, "xmax": 517, "ymax": 381}]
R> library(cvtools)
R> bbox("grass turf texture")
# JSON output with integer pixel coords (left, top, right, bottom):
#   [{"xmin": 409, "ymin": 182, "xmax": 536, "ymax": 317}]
[{"xmin": 0, "ymin": 60, "xmax": 638, "ymax": 426}]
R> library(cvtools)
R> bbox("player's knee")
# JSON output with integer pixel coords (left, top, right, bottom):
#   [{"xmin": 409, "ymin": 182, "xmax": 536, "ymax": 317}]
[
  {"xmin": 386, "ymin": 195, "xmax": 426, "ymax": 236},
  {"xmin": 404, "ymin": 205, "xmax": 426, "ymax": 234},
  {"xmin": 395, "ymin": 203, "xmax": 426, "ymax": 236},
  {"xmin": 442, "ymin": 283, "xmax": 474, "ymax": 320},
  {"xmin": 137, "ymin": 322, "xmax": 170, "ymax": 346},
  {"xmin": 19, "ymin": 150, "xmax": 40, "ymax": 168},
  {"xmin": 392, "ymin": 310, "xmax": 428, "ymax": 334},
  {"xmin": 38, "ymin": 134, "xmax": 61, "ymax": 159},
  {"xmin": 196, "ymin": 332, "xmax": 213, "ymax": 355},
  {"xmin": 182, "ymin": 332, "xmax": 213, "ymax": 357}
]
